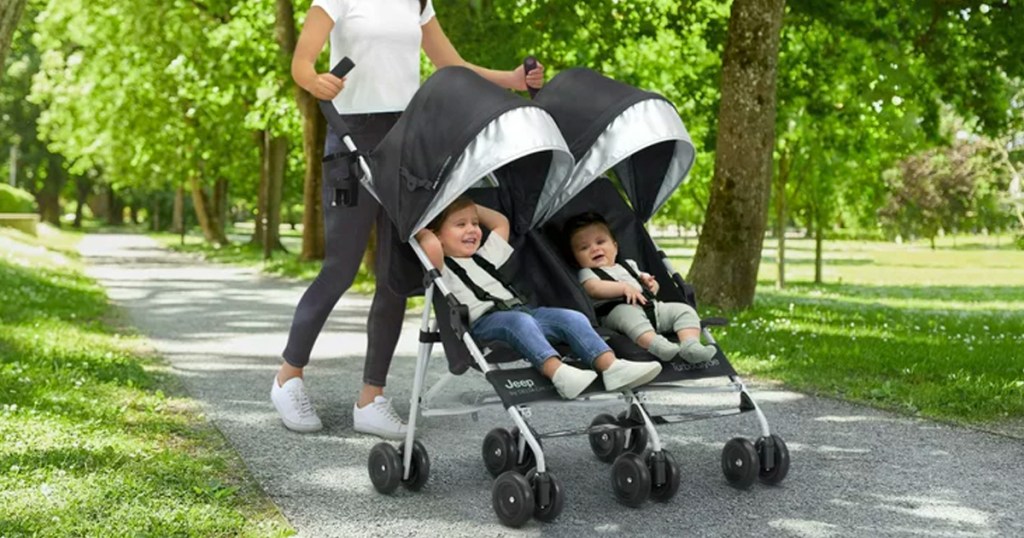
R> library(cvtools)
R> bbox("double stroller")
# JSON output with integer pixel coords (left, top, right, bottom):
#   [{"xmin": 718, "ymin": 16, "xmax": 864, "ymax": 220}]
[{"xmin": 325, "ymin": 62, "xmax": 790, "ymax": 527}]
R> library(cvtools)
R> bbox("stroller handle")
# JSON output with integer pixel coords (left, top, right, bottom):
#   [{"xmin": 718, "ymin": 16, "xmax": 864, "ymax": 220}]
[
  {"xmin": 523, "ymin": 56, "xmax": 540, "ymax": 99},
  {"xmin": 318, "ymin": 57, "xmax": 378, "ymax": 205},
  {"xmin": 318, "ymin": 57, "xmax": 357, "ymax": 139}
]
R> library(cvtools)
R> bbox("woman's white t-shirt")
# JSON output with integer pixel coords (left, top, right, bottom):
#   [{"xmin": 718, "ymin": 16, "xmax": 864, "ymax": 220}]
[{"xmin": 311, "ymin": 0, "xmax": 436, "ymax": 114}]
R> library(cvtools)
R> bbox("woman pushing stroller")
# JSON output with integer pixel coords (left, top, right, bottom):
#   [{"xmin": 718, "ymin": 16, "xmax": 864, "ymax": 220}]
[{"xmin": 415, "ymin": 196, "xmax": 663, "ymax": 398}]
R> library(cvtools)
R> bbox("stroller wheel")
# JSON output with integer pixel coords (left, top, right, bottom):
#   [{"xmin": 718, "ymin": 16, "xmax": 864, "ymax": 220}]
[
  {"xmin": 756, "ymin": 434, "xmax": 790, "ymax": 485},
  {"xmin": 368, "ymin": 442, "xmax": 402, "ymax": 494},
  {"xmin": 617, "ymin": 410, "xmax": 649, "ymax": 455},
  {"xmin": 647, "ymin": 450, "xmax": 681, "ymax": 502},
  {"xmin": 399, "ymin": 440, "xmax": 430, "ymax": 491},
  {"xmin": 721, "ymin": 437, "xmax": 759, "ymax": 489},
  {"xmin": 611, "ymin": 452, "xmax": 651, "ymax": 507},
  {"xmin": 483, "ymin": 428, "xmax": 518, "ymax": 478},
  {"xmin": 589, "ymin": 414, "xmax": 625, "ymax": 463},
  {"xmin": 511, "ymin": 427, "xmax": 540, "ymax": 475},
  {"xmin": 525, "ymin": 469, "xmax": 564, "ymax": 522},
  {"xmin": 492, "ymin": 471, "xmax": 535, "ymax": 528}
]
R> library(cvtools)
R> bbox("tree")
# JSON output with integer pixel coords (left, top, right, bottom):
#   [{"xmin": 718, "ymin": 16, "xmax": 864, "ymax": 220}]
[
  {"xmin": 686, "ymin": 0, "xmax": 786, "ymax": 310},
  {"xmin": 0, "ymin": 0, "xmax": 27, "ymax": 75}
]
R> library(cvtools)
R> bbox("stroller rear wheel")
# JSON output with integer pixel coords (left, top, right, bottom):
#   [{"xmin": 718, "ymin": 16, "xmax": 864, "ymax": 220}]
[
  {"xmin": 721, "ymin": 437, "xmax": 759, "ymax": 489},
  {"xmin": 618, "ymin": 410, "xmax": 649, "ymax": 455},
  {"xmin": 483, "ymin": 428, "xmax": 518, "ymax": 478},
  {"xmin": 647, "ymin": 450, "xmax": 681, "ymax": 502},
  {"xmin": 511, "ymin": 427, "xmax": 539, "ymax": 475},
  {"xmin": 756, "ymin": 434, "xmax": 790, "ymax": 485},
  {"xmin": 589, "ymin": 413, "xmax": 625, "ymax": 463},
  {"xmin": 525, "ymin": 469, "xmax": 564, "ymax": 522},
  {"xmin": 399, "ymin": 440, "xmax": 431, "ymax": 491},
  {"xmin": 611, "ymin": 452, "xmax": 651, "ymax": 507},
  {"xmin": 492, "ymin": 471, "xmax": 535, "ymax": 528},
  {"xmin": 368, "ymin": 442, "xmax": 402, "ymax": 494}
]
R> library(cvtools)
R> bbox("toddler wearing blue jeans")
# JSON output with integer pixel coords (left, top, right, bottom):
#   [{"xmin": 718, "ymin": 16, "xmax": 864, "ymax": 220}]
[{"xmin": 416, "ymin": 196, "xmax": 662, "ymax": 399}]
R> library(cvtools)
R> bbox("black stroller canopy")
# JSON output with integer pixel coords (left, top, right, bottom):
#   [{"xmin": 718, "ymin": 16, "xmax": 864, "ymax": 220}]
[
  {"xmin": 532, "ymin": 68, "xmax": 696, "ymax": 224},
  {"xmin": 370, "ymin": 66, "xmax": 573, "ymax": 240}
]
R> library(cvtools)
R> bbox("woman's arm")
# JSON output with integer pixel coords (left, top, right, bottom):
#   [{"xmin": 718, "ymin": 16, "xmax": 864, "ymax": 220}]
[
  {"xmin": 291, "ymin": 7, "xmax": 346, "ymax": 100},
  {"xmin": 475, "ymin": 204, "xmax": 510, "ymax": 242},
  {"xmin": 415, "ymin": 229, "xmax": 445, "ymax": 270},
  {"xmin": 421, "ymin": 19, "xmax": 544, "ymax": 91}
]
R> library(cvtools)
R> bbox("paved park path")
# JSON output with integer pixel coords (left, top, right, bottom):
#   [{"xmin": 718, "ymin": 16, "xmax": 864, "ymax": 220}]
[{"xmin": 79, "ymin": 234, "xmax": 1023, "ymax": 538}]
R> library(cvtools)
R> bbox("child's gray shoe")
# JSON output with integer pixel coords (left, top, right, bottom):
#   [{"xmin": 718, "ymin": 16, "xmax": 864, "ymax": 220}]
[
  {"xmin": 647, "ymin": 335, "xmax": 681, "ymax": 362},
  {"xmin": 679, "ymin": 338, "xmax": 717, "ymax": 364}
]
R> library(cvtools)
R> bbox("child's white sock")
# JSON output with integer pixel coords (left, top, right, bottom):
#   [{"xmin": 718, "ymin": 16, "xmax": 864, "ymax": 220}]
[
  {"xmin": 678, "ymin": 338, "xmax": 717, "ymax": 364},
  {"xmin": 647, "ymin": 335, "xmax": 681, "ymax": 362}
]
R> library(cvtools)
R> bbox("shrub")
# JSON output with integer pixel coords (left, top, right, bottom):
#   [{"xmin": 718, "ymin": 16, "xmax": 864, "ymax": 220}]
[{"xmin": 0, "ymin": 184, "xmax": 37, "ymax": 213}]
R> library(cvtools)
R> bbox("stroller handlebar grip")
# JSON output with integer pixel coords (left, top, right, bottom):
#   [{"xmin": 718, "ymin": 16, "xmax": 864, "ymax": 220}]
[
  {"xmin": 329, "ymin": 57, "xmax": 355, "ymax": 79},
  {"xmin": 523, "ymin": 56, "xmax": 540, "ymax": 99},
  {"xmin": 319, "ymin": 57, "xmax": 356, "ymax": 137}
]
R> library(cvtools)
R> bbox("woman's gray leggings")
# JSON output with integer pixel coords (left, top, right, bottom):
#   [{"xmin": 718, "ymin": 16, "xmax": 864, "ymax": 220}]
[{"xmin": 282, "ymin": 113, "xmax": 403, "ymax": 387}]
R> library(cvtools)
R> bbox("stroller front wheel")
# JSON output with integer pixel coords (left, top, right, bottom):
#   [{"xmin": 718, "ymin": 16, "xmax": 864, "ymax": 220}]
[
  {"xmin": 399, "ymin": 440, "xmax": 431, "ymax": 491},
  {"xmin": 611, "ymin": 452, "xmax": 651, "ymax": 507},
  {"xmin": 525, "ymin": 469, "xmax": 564, "ymax": 522},
  {"xmin": 368, "ymin": 442, "xmax": 402, "ymax": 494},
  {"xmin": 721, "ymin": 437, "xmax": 759, "ymax": 489},
  {"xmin": 647, "ymin": 450, "xmax": 681, "ymax": 502},
  {"xmin": 756, "ymin": 434, "xmax": 790, "ymax": 485},
  {"xmin": 482, "ymin": 428, "xmax": 518, "ymax": 478},
  {"xmin": 492, "ymin": 471, "xmax": 535, "ymax": 528}
]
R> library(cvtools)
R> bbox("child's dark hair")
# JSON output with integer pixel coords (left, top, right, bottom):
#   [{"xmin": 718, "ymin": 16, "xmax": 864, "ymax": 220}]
[
  {"xmin": 427, "ymin": 195, "xmax": 476, "ymax": 234},
  {"xmin": 562, "ymin": 212, "xmax": 614, "ymax": 243}
]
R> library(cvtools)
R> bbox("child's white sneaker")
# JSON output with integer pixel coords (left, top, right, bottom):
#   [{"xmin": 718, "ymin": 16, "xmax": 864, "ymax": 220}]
[
  {"xmin": 271, "ymin": 376, "xmax": 323, "ymax": 433},
  {"xmin": 552, "ymin": 365, "xmax": 598, "ymax": 399},
  {"xmin": 602, "ymin": 360, "xmax": 662, "ymax": 391},
  {"xmin": 353, "ymin": 396, "xmax": 408, "ymax": 440}
]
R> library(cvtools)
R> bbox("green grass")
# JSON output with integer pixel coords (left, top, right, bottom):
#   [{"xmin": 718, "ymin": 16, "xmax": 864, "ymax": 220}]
[
  {"xmin": 660, "ymin": 234, "xmax": 1024, "ymax": 426},
  {"xmin": 0, "ymin": 226, "xmax": 293, "ymax": 537}
]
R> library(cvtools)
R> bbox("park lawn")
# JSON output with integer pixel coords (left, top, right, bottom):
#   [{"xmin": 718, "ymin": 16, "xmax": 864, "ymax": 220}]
[
  {"xmin": 661, "ymin": 234, "xmax": 1024, "ymax": 425},
  {"xmin": 0, "ymin": 227, "xmax": 293, "ymax": 537}
]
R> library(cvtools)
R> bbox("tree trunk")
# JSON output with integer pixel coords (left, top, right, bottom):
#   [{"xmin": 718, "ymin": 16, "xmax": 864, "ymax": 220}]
[
  {"xmin": 37, "ymin": 155, "xmax": 66, "ymax": 226},
  {"xmin": 276, "ymin": 0, "xmax": 327, "ymax": 261},
  {"xmin": 107, "ymin": 187, "xmax": 124, "ymax": 226},
  {"xmin": 214, "ymin": 177, "xmax": 229, "ymax": 235},
  {"xmin": 251, "ymin": 130, "xmax": 268, "ymax": 246},
  {"xmin": 686, "ymin": 0, "xmax": 786, "ymax": 310},
  {"xmin": 774, "ymin": 149, "xmax": 791, "ymax": 290},
  {"xmin": 264, "ymin": 134, "xmax": 288, "ymax": 259},
  {"xmin": 814, "ymin": 222, "xmax": 823, "ymax": 284},
  {"xmin": 0, "ymin": 0, "xmax": 27, "ymax": 80},
  {"xmin": 189, "ymin": 174, "xmax": 228, "ymax": 246},
  {"xmin": 73, "ymin": 176, "xmax": 91, "ymax": 229},
  {"xmin": 172, "ymin": 185, "xmax": 184, "ymax": 233}
]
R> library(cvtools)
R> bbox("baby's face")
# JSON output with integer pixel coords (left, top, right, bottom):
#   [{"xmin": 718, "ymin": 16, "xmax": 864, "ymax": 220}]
[
  {"xmin": 570, "ymin": 224, "xmax": 617, "ymax": 268},
  {"xmin": 437, "ymin": 205, "xmax": 482, "ymax": 257}
]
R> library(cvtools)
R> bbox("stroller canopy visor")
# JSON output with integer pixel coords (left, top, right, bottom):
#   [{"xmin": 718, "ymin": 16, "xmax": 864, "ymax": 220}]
[
  {"xmin": 369, "ymin": 67, "xmax": 573, "ymax": 240},
  {"xmin": 532, "ymin": 68, "xmax": 696, "ymax": 225}
]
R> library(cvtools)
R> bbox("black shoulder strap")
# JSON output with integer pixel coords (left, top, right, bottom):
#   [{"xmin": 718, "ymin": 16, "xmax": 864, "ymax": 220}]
[
  {"xmin": 618, "ymin": 261, "xmax": 656, "ymax": 301},
  {"xmin": 472, "ymin": 254, "xmax": 528, "ymax": 305},
  {"xmin": 591, "ymin": 267, "xmax": 616, "ymax": 282},
  {"xmin": 444, "ymin": 257, "xmax": 522, "ymax": 311}
]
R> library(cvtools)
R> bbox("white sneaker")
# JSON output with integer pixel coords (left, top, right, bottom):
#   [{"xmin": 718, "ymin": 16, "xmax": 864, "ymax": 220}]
[
  {"xmin": 353, "ymin": 396, "xmax": 408, "ymax": 440},
  {"xmin": 271, "ymin": 377, "xmax": 323, "ymax": 433},
  {"xmin": 602, "ymin": 360, "xmax": 662, "ymax": 392},
  {"xmin": 552, "ymin": 365, "xmax": 598, "ymax": 399}
]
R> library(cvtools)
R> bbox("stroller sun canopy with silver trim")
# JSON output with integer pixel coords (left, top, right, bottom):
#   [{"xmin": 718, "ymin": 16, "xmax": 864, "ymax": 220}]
[
  {"xmin": 532, "ymin": 68, "xmax": 696, "ymax": 226},
  {"xmin": 367, "ymin": 66, "xmax": 574, "ymax": 240}
]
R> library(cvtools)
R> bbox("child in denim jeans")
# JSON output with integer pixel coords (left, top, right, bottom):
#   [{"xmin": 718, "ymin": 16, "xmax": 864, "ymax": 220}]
[{"xmin": 416, "ymin": 196, "xmax": 662, "ymax": 399}]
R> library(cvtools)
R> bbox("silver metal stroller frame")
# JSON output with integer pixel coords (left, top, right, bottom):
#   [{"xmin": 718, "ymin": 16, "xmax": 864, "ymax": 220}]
[{"xmin": 531, "ymin": 67, "xmax": 790, "ymax": 495}]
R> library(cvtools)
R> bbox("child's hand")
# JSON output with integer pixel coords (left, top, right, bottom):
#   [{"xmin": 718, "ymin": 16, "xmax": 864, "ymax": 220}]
[
  {"xmin": 640, "ymin": 273, "xmax": 659, "ymax": 294},
  {"xmin": 622, "ymin": 283, "xmax": 647, "ymax": 305}
]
